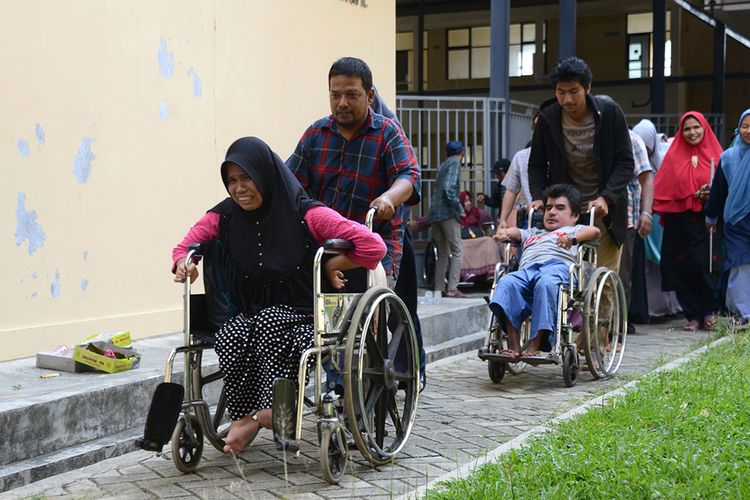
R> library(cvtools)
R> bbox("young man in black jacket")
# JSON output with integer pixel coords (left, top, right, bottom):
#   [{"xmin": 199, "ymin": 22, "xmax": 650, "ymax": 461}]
[{"xmin": 528, "ymin": 57, "xmax": 634, "ymax": 275}]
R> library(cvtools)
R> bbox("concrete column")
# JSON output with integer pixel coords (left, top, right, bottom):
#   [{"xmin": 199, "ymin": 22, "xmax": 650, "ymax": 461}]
[
  {"xmin": 416, "ymin": 0, "xmax": 424, "ymax": 94},
  {"xmin": 651, "ymin": 0, "xmax": 666, "ymax": 113},
  {"xmin": 490, "ymin": 0, "xmax": 511, "ymax": 160},
  {"xmin": 558, "ymin": 0, "xmax": 576, "ymax": 61},
  {"xmin": 712, "ymin": 21, "xmax": 726, "ymax": 114}
]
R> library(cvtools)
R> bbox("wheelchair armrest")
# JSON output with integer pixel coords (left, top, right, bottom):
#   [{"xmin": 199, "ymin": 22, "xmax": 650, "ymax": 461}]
[
  {"xmin": 323, "ymin": 239, "xmax": 354, "ymax": 254},
  {"xmin": 188, "ymin": 242, "xmax": 204, "ymax": 256}
]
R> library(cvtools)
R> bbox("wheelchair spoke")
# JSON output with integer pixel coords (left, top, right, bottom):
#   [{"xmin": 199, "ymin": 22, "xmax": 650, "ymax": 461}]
[
  {"xmin": 365, "ymin": 384, "xmax": 384, "ymax": 417},
  {"xmin": 387, "ymin": 391, "xmax": 403, "ymax": 436},
  {"xmin": 365, "ymin": 327, "xmax": 385, "ymax": 365},
  {"xmin": 387, "ymin": 320, "xmax": 405, "ymax": 360},
  {"xmin": 375, "ymin": 386, "xmax": 387, "ymax": 448},
  {"xmin": 362, "ymin": 368, "xmax": 385, "ymax": 381},
  {"xmin": 393, "ymin": 370, "xmax": 413, "ymax": 381}
]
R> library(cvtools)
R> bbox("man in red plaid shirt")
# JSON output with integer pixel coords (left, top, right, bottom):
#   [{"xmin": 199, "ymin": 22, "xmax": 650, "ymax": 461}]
[{"xmin": 286, "ymin": 57, "xmax": 421, "ymax": 283}]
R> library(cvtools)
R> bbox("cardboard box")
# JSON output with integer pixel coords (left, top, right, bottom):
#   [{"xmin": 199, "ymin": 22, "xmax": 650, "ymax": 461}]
[
  {"xmin": 73, "ymin": 341, "xmax": 141, "ymax": 374},
  {"xmin": 36, "ymin": 349, "xmax": 95, "ymax": 373}
]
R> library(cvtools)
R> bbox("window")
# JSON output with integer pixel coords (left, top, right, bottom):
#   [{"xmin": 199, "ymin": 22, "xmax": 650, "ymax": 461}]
[
  {"xmin": 447, "ymin": 27, "xmax": 490, "ymax": 79},
  {"xmin": 447, "ymin": 23, "xmax": 542, "ymax": 80},
  {"xmin": 627, "ymin": 12, "xmax": 671, "ymax": 79},
  {"xmin": 509, "ymin": 22, "xmax": 536, "ymax": 77},
  {"xmin": 396, "ymin": 31, "xmax": 428, "ymax": 91}
]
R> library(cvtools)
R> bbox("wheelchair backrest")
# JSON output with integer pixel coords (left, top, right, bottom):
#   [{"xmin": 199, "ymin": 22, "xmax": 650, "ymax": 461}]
[{"xmin": 190, "ymin": 240, "xmax": 237, "ymax": 343}]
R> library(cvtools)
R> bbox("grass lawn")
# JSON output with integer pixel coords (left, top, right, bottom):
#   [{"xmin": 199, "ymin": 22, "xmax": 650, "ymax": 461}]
[{"xmin": 426, "ymin": 331, "xmax": 750, "ymax": 499}]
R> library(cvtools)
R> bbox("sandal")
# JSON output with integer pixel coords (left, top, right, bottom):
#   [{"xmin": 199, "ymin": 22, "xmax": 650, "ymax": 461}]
[
  {"xmin": 703, "ymin": 315, "xmax": 718, "ymax": 331},
  {"xmin": 444, "ymin": 290, "xmax": 467, "ymax": 298},
  {"xmin": 682, "ymin": 320, "xmax": 700, "ymax": 332}
]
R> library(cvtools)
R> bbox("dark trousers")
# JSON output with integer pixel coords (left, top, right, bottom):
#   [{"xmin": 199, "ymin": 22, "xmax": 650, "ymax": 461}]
[
  {"xmin": 325, "ymin": 229, "xmax": 426, "ymax": 391},
  {"xmin": 394, "ymin": 229, "xmax": 427, "ymax": 376}
]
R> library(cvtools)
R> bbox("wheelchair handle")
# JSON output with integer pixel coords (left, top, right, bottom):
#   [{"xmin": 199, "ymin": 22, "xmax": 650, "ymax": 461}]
[{"xmin": 365, "ymin": 206, "xmax": 378, "ymax": 231}]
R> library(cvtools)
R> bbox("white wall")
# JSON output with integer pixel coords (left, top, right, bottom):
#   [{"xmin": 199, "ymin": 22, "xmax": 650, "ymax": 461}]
[{"xmin": 1, "ymin": 0, "xmax": 395, "ymax": 360}]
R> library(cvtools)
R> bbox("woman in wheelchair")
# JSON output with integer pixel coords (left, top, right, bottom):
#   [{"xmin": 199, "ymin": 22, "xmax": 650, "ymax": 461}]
[
  {"xmin": 488, "ymin": 184, "xmax": 599, "ymax": 361},
  {"xmin": 172, "ymin": 137, "xmax": 386, "ymax": 455}
]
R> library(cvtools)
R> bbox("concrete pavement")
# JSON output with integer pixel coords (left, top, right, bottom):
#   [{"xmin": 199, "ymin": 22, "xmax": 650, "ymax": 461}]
[{"xmin": 3, "ymin": 317, "xmax": 712, "ymax": 500}]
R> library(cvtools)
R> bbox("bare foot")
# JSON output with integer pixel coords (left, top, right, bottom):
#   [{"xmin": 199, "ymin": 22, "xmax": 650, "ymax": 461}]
[{"xmin": 223, "ymin": 414, "xmax": 261, "ymax": 455}]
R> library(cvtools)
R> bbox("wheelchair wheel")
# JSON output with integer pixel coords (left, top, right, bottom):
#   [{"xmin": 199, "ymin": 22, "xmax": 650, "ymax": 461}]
[
  {"xmin": 582, "ymin": 268, "xmax": 627, "ymax": 379},
  {"xmin": 171, "ymin": 414, "xmax": 204, "ymax": 473},
  {"xmin": 319, "ymin": 421, "xmax": 348, "ymax": 484},
  {"xmin": 344, "ymin": 286, "xmax": 419, "ymax": 466},
  {"xmin": 562, "ymin": 348, "xmax": 578, "ymax": 387},
  {"xmin": 422, "ymin": 240, "xmax": 437, "ymax": 290}
]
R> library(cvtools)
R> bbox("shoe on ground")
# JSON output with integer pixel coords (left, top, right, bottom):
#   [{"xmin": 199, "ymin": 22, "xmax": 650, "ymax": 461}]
[{"xmin": 444, "ymin": 290, "xmax": 467, "ymax": 298}]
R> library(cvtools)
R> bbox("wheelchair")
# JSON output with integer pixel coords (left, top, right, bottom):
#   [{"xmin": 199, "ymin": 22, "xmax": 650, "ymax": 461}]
[
  {"xmin": 138, "ymin": 208, "xmax": 420, "ymax": 484},
  {"xmin": 477, "ymin": 211, "xmax": 628, "ymax": 387}
]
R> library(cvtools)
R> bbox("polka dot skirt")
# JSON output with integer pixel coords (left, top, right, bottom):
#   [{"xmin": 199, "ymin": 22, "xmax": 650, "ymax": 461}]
[{"xmin": 215, "ymin": 305, "xmax": 314, "ymax": 421}]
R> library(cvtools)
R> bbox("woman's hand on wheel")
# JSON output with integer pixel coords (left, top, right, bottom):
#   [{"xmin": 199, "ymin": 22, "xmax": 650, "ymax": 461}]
[{"xmin": 174, "ymin": 258, "xmax": 198, "ymax": 283}]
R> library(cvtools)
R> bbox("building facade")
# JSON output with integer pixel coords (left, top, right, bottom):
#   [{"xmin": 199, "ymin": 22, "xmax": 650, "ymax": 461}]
[{"xmin": 2, "ymin": 0, "xmax": 396, "ymax": 360}]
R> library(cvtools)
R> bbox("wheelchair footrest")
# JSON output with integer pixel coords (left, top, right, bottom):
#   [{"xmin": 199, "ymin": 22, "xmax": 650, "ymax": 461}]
[
  {"xmin": 520, "ymin": 352, "xmax": 560, "ymax": 365},
  {"xmin": 140, "ymin": 382, "xmax": 184, "ymax": 451},
  {"xmin": 272, "ymin": 377, "xmax": 297, "ymax": 452}
]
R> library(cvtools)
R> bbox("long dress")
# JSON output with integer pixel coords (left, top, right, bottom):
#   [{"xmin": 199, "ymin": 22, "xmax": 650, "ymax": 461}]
[
  {"xmin": 653, "ymin": 111, "xmax": 724, "ymax": 324},
  {"xmin": 706, "ymin": 131, "xmax": 750, "ymax": 320}
]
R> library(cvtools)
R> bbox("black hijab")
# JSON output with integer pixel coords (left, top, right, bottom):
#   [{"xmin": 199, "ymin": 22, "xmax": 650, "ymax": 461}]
[{"xmin": 211, "ymin": 137, "xmax": 322, "ymax": 313}]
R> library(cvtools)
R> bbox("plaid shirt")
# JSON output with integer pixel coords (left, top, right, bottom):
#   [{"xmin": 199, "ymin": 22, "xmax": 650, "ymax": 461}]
[
  {"xmin": 428, "ymin": 155, "xmax": 463, "ymax": 222},
  {"xmin": 287, "ymin": 109, "xmax": 420, "ymax": 278},
  {"xmin": 627, "ymin": 131, "xmax": 654, "ymax": 227}
]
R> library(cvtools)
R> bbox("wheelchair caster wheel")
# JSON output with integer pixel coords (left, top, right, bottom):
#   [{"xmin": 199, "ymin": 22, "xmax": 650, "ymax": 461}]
[
  {"xmin": 488, "ymin": 360, "xmax": 506, "ymax": 383},
  {"xmin": 171, "ymin": 414, "xmax": 203, "ymax": 473},
  {"xmin": 319, "ymin": 422, "xmax": 348, "ymax": 484},
  {"xmin": 562, "ymin": 349, "xmax": 577, "ymax": 387}
]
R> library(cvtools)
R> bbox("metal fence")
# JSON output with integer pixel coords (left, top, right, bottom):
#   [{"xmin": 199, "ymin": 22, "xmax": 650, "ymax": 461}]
[{"xmin": 396, "ymin": 95, "xmax": 536, "ymax": 231}]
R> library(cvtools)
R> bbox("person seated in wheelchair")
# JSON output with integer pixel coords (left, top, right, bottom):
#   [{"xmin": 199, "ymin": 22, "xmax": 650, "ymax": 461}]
[
  {"xmin": 172, "ymin": 137, "xmax": 386, "ymax": 455},
  {"xmin": 488, "ymin": 183, "xmax": 600, "ymax": 361}
]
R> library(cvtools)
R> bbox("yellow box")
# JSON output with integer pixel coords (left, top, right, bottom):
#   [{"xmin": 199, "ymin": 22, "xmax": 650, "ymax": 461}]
[{"xmin": 73, "ymin": 340, "xmax": 140, "ymax": 374}]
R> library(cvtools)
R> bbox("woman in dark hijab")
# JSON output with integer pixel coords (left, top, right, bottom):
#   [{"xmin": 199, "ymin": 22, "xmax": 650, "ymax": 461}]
[{"xmin": 172, "ymin": 137, "xmax": 386, "ymax": 454}]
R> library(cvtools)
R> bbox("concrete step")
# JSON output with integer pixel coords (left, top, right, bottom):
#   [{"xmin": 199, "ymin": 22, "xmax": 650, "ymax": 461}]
[{"xmin": 0, "ymin": 296, "xmax": 490, "ymax": 493}]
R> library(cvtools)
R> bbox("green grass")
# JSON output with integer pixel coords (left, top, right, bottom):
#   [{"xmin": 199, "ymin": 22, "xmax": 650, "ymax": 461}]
[{"xmin": 427, "ymin": 332, "xmax": 750, "ymax": 499}]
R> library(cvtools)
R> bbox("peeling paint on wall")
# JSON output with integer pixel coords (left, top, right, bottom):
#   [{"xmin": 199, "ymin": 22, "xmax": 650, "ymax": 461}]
[
  {"xmin": 15, "ymin": 193, "xmax": 46, "ymax": 255},
  {"xmin": 73, "ymin": 137, "xmax": 96, "ymax": 184},
  {"xmin": 50, "ymin": 269, "xmax": 61, "ymax": 299},
  {"xmin": 159, "ymin": 99, "xmax": 169, "ymax": 119},
  {"xmin": 17, "ymin": 139, "xmax": 30, "ymax": 156},
  {"xmin": 80, "ymin": 278, "xmax": 89, "ymax": 292},
  {"xmin": 157, "ymin": 38, "xmax": 175, "ymax": 79},
  {"xmin": 35, "ymin": 123, "xmax": 46, "ymax": 144},
  {"xmin": 187, "ymin": 67, "xmax": 203, "ymax": 97}
]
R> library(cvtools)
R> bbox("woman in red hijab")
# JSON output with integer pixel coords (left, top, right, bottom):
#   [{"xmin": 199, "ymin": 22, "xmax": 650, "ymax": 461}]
[
  {"xmin": 459, "ymin": 191, "xmax": 485, "ymax": 238},
  {"xmin": 653, "ymin": 111, "xmax": 723, "ymax": 331}
]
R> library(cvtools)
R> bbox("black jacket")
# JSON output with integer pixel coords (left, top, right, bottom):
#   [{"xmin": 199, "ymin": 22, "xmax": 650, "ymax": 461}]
[{"xmin": 528, "ymin": 94, "xmax": 634, "ymax": 245}]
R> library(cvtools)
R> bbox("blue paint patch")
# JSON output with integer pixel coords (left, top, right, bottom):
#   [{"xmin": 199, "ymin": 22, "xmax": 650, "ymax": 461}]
[
  {"xmin": 80, "ymin": 278, "xmax": 89, "ymax": 292},
  {"xmin": 82, "ymin": 250, "xmax": 88, "ymax": 262},
  {"xmin": 32, "ymin": 271, "xmax": 38, "ymax": 279},
  {"xmin": 187, "ymin": 67, "xmax": 203, "ymax": 97},
  {"xmin": 50, "ymin": 269, "xmax": 61, "ymax": 299},
  {"xmin": 159, "ymin": 99, "xmax": 169, "ymax": 119},
  {"xmin": 73, "ymin": 137, "xmax": 96, "ymax": 184},
  {"xmin": 35, "ymin": 123, "xmax": 46, "ymax": 144},
  {"xmin": 157, "ymin": 38, "xmax": 175, "ymax": 79},
  {"xmin": 18, "ymin": 139, "xmax": 30, "ymax": 156},
  {"xmin": 31, "ymin": 292, "xmax": 38, "ymax": 299},
  {"xmin": 15, "ymin": 193, "xmax": 46, "ymax": 255}
]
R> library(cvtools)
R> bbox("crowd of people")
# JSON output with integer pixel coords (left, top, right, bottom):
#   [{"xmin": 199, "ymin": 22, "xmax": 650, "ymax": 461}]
[
  {"xmin": 169, "ymin": 54, "xmax": 749, "ymax": 457},
  {"xmin": 477, "ymin": 57, "xmax": 750, "ymax": 357}
]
